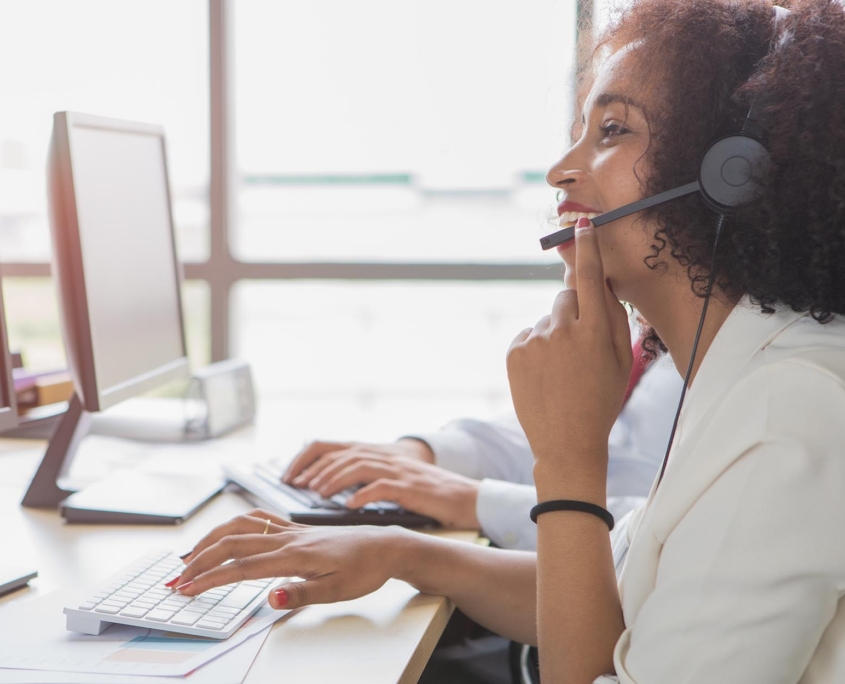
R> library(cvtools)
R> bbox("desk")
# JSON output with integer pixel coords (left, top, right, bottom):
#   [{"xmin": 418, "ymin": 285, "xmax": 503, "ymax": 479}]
[{"xmin": 0, "ymin": 434, "xmax": 473, "ymax": 684}]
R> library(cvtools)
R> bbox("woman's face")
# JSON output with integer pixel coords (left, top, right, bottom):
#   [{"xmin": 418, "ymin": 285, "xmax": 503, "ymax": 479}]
[{"xmin": 547, "ymin": 47, "xmax": 658, "ymax": 300}]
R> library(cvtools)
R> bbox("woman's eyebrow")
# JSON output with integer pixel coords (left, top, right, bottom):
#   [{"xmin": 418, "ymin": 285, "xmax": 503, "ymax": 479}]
[{"xmin": 581, "ymin": 91, "xmax": 645, "ymax": 123}]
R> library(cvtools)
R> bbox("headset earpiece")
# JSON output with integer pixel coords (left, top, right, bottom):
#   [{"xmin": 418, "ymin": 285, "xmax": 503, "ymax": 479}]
[{"xmin": 697, "ymin": 131, "xmax": 771, "ymax": 213}]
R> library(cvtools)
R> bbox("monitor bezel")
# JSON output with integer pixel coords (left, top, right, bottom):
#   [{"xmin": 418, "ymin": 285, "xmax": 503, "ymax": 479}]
[{"xmin": 49, "ymin": 111, "xmax": 190, "ymax": 414}]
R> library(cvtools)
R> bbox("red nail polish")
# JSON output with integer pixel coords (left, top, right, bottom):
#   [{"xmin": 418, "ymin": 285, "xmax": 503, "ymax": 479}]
[
  {"xmin": 577, "ymin": 217, "xmax": 591, "ymax": 228},
  {"xmin": 175, "ymin": 581, "xmax": 194, "ymax": 593},
  {"xmin": 164, "ymin": 575, "xmax": 181, "ymax": 588},
  {"xmin": 274, "ymin": 588, "xmax": 288, "ymax": 607}
]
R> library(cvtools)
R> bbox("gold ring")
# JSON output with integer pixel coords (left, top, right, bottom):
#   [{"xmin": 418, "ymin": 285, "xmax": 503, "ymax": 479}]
[{"xmin": 262, "ymin": 518, "xmax": 271, "ymax": 535}]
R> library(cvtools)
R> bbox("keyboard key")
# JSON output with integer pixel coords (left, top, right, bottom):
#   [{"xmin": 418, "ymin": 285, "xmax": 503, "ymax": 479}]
[
  {"xmin": 196, "ymin": 619, "xmax": 226, "ymax": 630},
  {"xmin": 243, "ymin": 580, "xmax": 272, "ymax": 589},
  {"xmin": 219, "ymin": 585, "xmax": 261, "ymax": 610},
  {"xmin": 120, "ymin": 607, "xmax": 152, "ymax": 618},
  {"xmin": 182, "ymin": 604, "xmax": 211, "ymax": 614},
  {"xmin": 142, "ymin": 590, "xmax": 169, "ymax": 600},
  {"xmin": 131, "ymin": 601, "xmax": 157, "ymax": 610},
  {"xmin": 78, "ymin": 602, "xmax": 97, "ymax": 611},
  {"xmin": 146, "ymin": 609, "xmax": 177, "ymax": 622},
  {"xmin": 170, "ymin": 611, "xmax": 202, "ymax": 626},
  {"xmin": 168, "ymin": 595, "xmax": 193, "ymax": 604},
  {"xmin": 94, "ymin": 604, "xmax": 122, "ymax": 614},
  {"xmin": 112, "ymin": 591, "xmax": 138, "ymax": 601}
]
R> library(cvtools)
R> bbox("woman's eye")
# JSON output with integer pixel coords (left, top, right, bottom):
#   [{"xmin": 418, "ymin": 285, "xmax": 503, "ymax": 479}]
[{"xmin": 598, "ymin": 121, "xmax": 630, "ymax": 141}]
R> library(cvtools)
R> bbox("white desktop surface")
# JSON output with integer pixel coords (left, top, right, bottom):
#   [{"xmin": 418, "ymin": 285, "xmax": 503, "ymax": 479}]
[{"xmin": 0, "ymin": 430, "xmax": 473, "ymax": 684}]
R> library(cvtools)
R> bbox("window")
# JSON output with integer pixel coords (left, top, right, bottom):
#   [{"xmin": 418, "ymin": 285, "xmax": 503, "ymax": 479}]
[
  {"xmin": 231, "ymin": 0, "xmax": 576, "ymax": 428},
  {"xmin": 0, "ymin": 0, "xmax": 209, "ymax": 370},
  {"xmin": 0, "ymin": 0, "xmax": 580, "ymax": 433}
]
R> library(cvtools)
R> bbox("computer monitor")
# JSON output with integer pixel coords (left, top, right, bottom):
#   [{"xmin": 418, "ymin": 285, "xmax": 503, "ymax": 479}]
[
  {"xmin": 0, "ymin": 275, "xmax": 19, "ymax": 434},
  {"xmin": 22, "ymin": 111, "xmax": 193, "ymax": 511}
]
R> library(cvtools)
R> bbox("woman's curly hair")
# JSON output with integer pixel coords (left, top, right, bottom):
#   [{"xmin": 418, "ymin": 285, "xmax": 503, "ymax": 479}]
[{"xmin": 586, "ymin": 0, "xmax": 845, "ymax": 357}]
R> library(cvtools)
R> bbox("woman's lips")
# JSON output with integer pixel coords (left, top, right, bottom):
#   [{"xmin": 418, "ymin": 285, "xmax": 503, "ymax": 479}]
[{"xmin": 556, "ymin": 200, "xmax": 601, "ymax": 216}]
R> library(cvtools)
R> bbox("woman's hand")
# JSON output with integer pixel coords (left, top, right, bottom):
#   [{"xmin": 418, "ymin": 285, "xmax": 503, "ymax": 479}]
[
  {"xmin": 506, "ymin": 219, "xmax": 632, "ymax": 496},
  {"xmin": 174, "ymin": 509, "xmax": 408, "ymax": 610}
]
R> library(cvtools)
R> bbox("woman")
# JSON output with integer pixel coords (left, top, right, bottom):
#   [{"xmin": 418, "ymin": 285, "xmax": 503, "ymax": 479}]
[{"xmin": 175, "ymin": 1, "xmax": 845, "ymax": 681}]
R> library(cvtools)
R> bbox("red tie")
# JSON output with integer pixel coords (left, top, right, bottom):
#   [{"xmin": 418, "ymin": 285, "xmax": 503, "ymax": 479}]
[{"xmin": 622, "ymin": 336, "xmax": 649, "ymax": 406}]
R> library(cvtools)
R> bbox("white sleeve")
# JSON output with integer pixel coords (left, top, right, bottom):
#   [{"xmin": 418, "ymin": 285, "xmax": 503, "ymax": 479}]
[
  {"xmin": 407, "ymin": 413, "xmax": 534, "ymax": 484},
  {"xmin": 475, "ymin": 479, "xmax": 537, "ymax": 550},
  {"xmin": 614, "ymin": 435, "xmax": 845, "ymax": 683}
]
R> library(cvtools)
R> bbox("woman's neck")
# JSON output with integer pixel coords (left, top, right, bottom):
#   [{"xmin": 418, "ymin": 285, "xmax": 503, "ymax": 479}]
[{"xmin": 634, "ymin": 278, "xmax": 739, "ymax": 386}]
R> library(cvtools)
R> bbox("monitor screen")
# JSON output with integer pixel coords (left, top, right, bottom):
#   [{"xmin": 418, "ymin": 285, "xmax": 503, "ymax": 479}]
[
  {"xmin": 70, "ymin": 124, "xmax": 185, "ymax": 396},
  {"xmin": 50, "ymin": 112, "xmax": 189, "ymax": 412}
]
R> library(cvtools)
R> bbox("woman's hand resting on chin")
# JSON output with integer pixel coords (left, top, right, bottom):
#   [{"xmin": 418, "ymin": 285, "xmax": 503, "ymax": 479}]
[{"xmin": 506, "ymin": 218, "xmax": 632, "ymax": 500}]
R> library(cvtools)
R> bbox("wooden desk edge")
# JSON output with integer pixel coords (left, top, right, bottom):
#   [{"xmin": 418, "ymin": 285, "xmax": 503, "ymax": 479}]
[{"xmin": 398, "ymin": 595, "xmax": 455, "ymax": 684}]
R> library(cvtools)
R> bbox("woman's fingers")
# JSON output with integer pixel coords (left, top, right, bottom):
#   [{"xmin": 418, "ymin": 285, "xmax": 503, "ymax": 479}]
[
  {"xmin": 269, "ymin": 575, "xmax": 341, "ymax": 610},
  {"xmin": 179, "ymin": 510, "xmax": 288, "ymax": 565},
  {"xmin": 179, "ymin": 548, "xmax": 285, "ymax": 596},
  {"xmin": 179, "ymin": 532, "xmax": 282, "ymax": 588},
  {"xmin": 570, "ymin": 218, "xmax": 611, "ymax": 333}
]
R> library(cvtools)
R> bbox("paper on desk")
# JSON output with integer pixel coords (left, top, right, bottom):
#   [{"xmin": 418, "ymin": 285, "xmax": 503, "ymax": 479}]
[
  {"xmin": 0, "ymin": 623, "xmax": 269, "ymax": 684},
  {"xmin": 0, "ymin": 588, "xmax": 292, "ymax": 677}
]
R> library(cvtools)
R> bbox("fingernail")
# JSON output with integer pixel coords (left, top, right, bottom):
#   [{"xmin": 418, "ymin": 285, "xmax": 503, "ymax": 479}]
[
  {"xmin": 577, "ymin": 217, "xmax": 591, "ymax": 229},
  {"xmin": 178, "ymin": 551, "xmax": 192, "ymax": 560},
  {"xmin": 274, "ymin": 588, "xmax": 288, "ymax": 607},
  {"xmin": 164, "ymin": 575, "xmax": 181, "ymax": 588},
  {"xmin": 175, "ymin": 581, "xmax": 194, "ymax": 593}
]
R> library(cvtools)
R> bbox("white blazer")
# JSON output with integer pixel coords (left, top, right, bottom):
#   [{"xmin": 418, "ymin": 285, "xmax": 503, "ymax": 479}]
[{"xmin": 602, "ymin": 299, "xmax": 845, "ymax": 684}]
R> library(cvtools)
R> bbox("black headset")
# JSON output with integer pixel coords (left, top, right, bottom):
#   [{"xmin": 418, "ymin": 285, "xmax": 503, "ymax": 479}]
[
  {"xmin": 539, "ymin": 95, "xmax": 774, "ymax": 250},
  {"xmin": 538, "ymin": 5, "xmax": 790, "ymax": 487}
]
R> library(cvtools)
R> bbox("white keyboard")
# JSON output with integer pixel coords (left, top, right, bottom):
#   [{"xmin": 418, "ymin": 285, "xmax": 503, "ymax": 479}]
[{"xmin": 64, "ymin": 550, "xmax": 279, "ymax": 639}]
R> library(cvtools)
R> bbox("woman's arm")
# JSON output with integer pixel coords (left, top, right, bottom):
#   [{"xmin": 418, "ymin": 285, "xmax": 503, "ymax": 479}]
[
  {"xmin": 533, "ymin": 459, "xmax": 624, "ymax": 682},
  {"xmin": 174, "ymin": 509, "xmax": 539, "ymax": 645},
  {"xmin": 507, "ymin": 220, "xmax": 633, "ymax": 683},
  {"xmin": 395, "ymin": 531, "xmax": 538, "ymax": 644}
]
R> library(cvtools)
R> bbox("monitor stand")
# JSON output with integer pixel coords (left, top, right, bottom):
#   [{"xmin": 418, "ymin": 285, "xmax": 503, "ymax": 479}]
[
  {"xmin": 21, "ymin": 393, "xmax": 88, "ymax": 508},
  {"xmin": 21, "ymin": 392, "xmax": 225, "ymax": 524}
]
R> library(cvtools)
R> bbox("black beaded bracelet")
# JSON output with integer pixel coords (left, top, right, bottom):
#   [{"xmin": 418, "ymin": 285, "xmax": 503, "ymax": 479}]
[{"xmin": 530, "ymin": 500, "xmax": 615, "ymax": 531}]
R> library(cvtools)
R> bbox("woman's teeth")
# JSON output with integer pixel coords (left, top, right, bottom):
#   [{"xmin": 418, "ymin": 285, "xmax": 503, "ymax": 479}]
[{"xmin": 558, "ymin": 211, "xmax": 600, "ymax": 228}]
